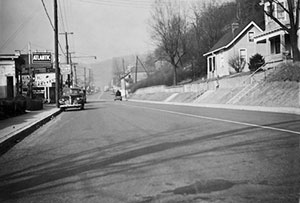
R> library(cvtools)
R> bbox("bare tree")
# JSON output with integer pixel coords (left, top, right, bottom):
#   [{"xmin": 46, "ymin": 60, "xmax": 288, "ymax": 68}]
[
  {"xmin": 190, "ymin": 1, "xmax": 237, "ymax": 77},
  {"xmin": 228, "ymin": 55, "xmax": 246, "ymax": 73},
  {"xmin": 192, "ymin": 1, "xmax": 237, "ymax": 52},
  {"xmin": 149, "ymin": 0, "xmax": 189, "ymax": 85},
  {"xmin": 262, "ymin": 0, "xmax": 300, "ymax": 61}
]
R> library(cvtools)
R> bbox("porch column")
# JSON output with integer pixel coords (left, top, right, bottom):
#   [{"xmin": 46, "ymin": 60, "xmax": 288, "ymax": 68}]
[
  {"xmin": 266, "ymin": 37, "xmax": 271, "ymax": 62},
  {"xmin": 207, "ymin": 57, "xmax": 210, "ymax": 80},
  {"xmin": 281, "ymin": 34, "xmax": 285, "ymax": 54}
]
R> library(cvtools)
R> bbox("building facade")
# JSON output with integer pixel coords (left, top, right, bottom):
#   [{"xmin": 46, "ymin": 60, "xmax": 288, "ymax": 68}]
[
  {"xmin": 255, "ymin": 0, "xmax": 294, "ymax": 65},
  {"xmin": 0, "ymin": 54, "xmax": 24, "ymax": 99},
  {"xmin": 204, "ymin": 21, "xmax": 263, "ymax": 79}
]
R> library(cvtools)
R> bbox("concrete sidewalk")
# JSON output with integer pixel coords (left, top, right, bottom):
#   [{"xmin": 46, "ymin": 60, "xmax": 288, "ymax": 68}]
[
  {"xmin": 0, "ymin": 104, "xmax": 61, "ymax": 154},
  {"xmin": 129, "ymin": 99, "xmax": 300, "ymax": 115}
]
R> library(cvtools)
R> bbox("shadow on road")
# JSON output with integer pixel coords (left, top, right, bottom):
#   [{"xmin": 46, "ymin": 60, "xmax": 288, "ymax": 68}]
[{"xmin": 0, "ymin": 119, "xmax": 299, "ymax": 202}]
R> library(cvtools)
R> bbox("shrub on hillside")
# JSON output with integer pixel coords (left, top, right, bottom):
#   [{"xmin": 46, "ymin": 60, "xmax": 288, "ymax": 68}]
[
  {"xmin": 249, "ymin": 53, "xmax": 265, "ymax": 72},
  {"xmin": 228, "ymin": 55, "xmax": 246, "ymax": 73}
]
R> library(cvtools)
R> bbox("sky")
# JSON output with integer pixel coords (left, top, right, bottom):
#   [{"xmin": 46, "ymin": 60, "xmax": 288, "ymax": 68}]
[
  {"xmin": 0, "ymin": 0, "xmax": 233, "ymax": 62},
  {"xmin": 0, "ymin": 0, "xmax": 156, "ymax": 63},
  {"xmin": 0, "ymin": 0, "xmax": 231, "ymax": 87}
]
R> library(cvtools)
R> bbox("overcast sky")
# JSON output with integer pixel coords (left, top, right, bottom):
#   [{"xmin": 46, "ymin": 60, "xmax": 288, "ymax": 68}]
[
  {"xmin": 0, "ymin": 0, "xmax": 156, "ymax": 63},
  {"xmin": 0, "ymin": 0, "xmax": 231, "ymax": 63}
]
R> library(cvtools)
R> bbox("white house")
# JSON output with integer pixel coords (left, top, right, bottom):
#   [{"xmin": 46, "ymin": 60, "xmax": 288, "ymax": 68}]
[
  {"xmin": 204, "ymin": 21, "xmax": 263, "ymax": 79},
  {"xmin": 255, "ymin": 0, "xmax": 295, "ymax": 65}
]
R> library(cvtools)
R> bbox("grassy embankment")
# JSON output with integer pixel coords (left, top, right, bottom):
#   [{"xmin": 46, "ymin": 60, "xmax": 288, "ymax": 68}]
[{"xmin": 130, "ymin": 62, "xmax": 300, "ymax": 108}]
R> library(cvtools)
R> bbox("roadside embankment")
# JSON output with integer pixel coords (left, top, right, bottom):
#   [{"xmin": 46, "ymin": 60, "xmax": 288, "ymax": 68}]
[{"xmin": 129, "ymin": 63, "xmax": 300, "ymax": 109}]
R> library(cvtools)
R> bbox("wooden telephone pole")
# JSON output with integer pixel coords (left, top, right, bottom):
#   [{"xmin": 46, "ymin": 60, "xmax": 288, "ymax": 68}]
[
  {"xmin": 54, "ymin": 0, "xmax": 60, "ymax": 107},
  {"xmin": 59, "ymin": 32, "xmax": 73, "ymax": 87}
]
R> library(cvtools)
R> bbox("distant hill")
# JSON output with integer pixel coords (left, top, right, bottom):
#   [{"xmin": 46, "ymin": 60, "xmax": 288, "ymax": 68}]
[
  {"xmin": 90, "ymin": 54, "xmax": 148, "ymax": 89},
  {"xmin": 90, "ymin": 59, "xmax": 113, "ymax": 89}
]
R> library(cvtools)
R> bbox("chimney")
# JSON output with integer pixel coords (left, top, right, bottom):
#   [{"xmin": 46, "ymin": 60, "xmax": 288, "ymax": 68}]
[{"xmin": 231, "ymin": 22, "xmax": 239, "ymax": 37}]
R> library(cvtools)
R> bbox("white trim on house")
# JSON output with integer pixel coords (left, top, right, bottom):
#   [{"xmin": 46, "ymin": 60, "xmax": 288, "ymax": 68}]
[{"xmin": 203, "ymin": 21, "xmax": 263, "ymax": 56}]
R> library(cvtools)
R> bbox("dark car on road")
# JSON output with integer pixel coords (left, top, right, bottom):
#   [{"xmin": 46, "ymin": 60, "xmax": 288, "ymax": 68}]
[
  {"xmin": 114, "ymin": 90, "xmax": 122, "ymax": 101},
  {"xmin": 59, "ymin": 87, "xmax": 85, "ymax": 111}
]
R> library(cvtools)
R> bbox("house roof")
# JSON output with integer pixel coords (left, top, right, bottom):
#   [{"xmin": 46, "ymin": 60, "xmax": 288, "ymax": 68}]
[{"xmin": 203, "ymin": 21, "xmax": 263, "ymax": 56}]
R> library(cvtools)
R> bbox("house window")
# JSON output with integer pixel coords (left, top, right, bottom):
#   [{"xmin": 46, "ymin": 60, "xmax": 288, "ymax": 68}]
[
  {"xmin": 277, "ymin": 1, "xmax": 286, "ymax": 20},
  {"xmin": 212, "ymin": 57, "xmax": 216, "ymax": 72},
  {"xmin": 248, "ymin": 31, "xmax": 254, "ymax": 42},
  {"xmin": 266, "ymin": 3, "xmax": 275, "ymax": 17},
  {"xmin": 209, "ymin": 57, "xmax": 212, "ymax": 72},
  {"xmin": 239, "ymin": 49, "xmax": 247, "ymax": 64},
  {"xmin": 265, "ymin": 1, "xmax": 286, "ymax": 22},
  {"xmin": 270, "ymin": 35, "xmax": 281, "ymax": 54},
  {"xmin": 208, "ymin": 56, "xmax": 216, "ymax": 72}
]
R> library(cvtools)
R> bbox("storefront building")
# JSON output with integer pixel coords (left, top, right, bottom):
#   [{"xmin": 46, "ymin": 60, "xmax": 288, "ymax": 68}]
[
  {"xmin": 0, "ymin": 54, "xmax": 24, "ymax": 99},
  {"xmin": 21, "ymin": 52, "xmax": 57, "ymax": 103}
]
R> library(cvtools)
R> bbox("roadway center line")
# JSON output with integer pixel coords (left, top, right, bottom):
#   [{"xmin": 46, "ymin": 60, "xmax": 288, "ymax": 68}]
[{"xmin": 123, "ymin": 103, "xmax": 300, "ymax": 135}]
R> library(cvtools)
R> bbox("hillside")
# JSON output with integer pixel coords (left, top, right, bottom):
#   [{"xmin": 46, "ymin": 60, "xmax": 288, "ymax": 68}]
[
  {"xmin": 130, "ymin": 62, "xmax": 300, "ymax": 109},
  {"xmin": 237, "ymin": 63, "xmax": 300, "ymax": 107},
  {"xmin": 90, "ymin": 59, "xmax": 113, "ymax": 88},
  {"xmin": 90, "ymin": 54, "xmax": 147, "ymax": 89}
]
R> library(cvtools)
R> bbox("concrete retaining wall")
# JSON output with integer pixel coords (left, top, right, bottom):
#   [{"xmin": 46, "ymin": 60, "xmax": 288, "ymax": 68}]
[{"xmin": 134, "ymin": 71, "xmax": 267, "ymax": 95}]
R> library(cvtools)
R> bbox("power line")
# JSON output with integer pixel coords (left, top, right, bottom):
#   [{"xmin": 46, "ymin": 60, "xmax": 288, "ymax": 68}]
[
  {"xmin": 79, "ymin": 0, "xmax": 152, "ymax": 9},
  {"xmin": 41, "ymin": 0, "xmax": 55, "ymax": 30},
  {"xmin": 58, "ymin": 0, "xmax": 66, "ymax": 32},
  {"xmin": 40, "ymin": 0, "xmax": 67, "ymax": 56},
  {"xmin": 0, "ymin": 7, "xmax": 40, "ymax": 51},
  {"xmin": 83, "ymin": 0, "xmax": 153, "ymax": 5}
]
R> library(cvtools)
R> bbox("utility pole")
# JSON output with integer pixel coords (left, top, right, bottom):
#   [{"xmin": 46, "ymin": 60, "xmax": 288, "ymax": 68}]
[
  {"xmin": 59, "ymin": 32, "xmax": 73, "ymax": 87},
  {"xmin": 137, "ymin": 57, "xmax": 149, "ymax": 76},
  {"xmin": 54, "ymin": 0, "xmax": 60, "ymax": 107},
  {"xmin": 122, "ymin": 58, "xmax": 126, "ymax": 98},
  {"xmin": 74, "ymin": 65, "xmax": 77, "ymax": 86},
  {"xmin": 70, "ymin": 55, "xmax": 96, "ymax": 88},
  {"xmin": 28, "ymin": 42, "xmax": 33, "ymax": 99},
  {"xmin": 84, "ymin": 67, "xmax": 86, "ymax": 92},
  {"xmin": 59, "ymin": 32, "xmax": 74, "ymax": 64},
  {"xmin": 135, "ymin": 56, "xmax": 138, "ymax": 83},
  {"xmin": 69, "ymin": 53, "xmax": 73, "ymax": 87}
]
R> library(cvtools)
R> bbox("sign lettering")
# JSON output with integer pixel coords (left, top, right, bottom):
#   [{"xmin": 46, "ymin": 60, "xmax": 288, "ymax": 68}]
[{"xmin": 32, "ymin": 52, "xmax": 52, "ymax": 64}]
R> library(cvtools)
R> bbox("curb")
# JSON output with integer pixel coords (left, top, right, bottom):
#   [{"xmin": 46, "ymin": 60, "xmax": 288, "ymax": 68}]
[
  {"xmin": 0, "ymin": 109, "xmax": 61, "ymax": 155},
  {"xmin": 129, "ymin": 99, "xmax": 300, "ymax": 115}
]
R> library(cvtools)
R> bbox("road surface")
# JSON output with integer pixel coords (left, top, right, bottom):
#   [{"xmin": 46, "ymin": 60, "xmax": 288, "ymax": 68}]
[{"xmin": 0, "ymin": 92, "xmax": 300, "ymax": 203}]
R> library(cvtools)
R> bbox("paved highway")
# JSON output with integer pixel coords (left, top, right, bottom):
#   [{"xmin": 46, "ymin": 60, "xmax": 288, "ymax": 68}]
[{"xmin": 0, "ymin": 92, "xmax": 300, "ymax": 203}]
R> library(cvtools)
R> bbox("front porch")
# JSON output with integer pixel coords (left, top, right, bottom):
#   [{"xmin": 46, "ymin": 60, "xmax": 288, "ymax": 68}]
[{"xmin": 255, "ymin": 29, "xmax": 292, "ymax": 65}]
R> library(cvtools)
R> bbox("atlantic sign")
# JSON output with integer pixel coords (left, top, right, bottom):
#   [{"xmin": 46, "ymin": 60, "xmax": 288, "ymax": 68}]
[{"xmin": 32, "ymin": 52, "xmax": 52, "ymax": 64}]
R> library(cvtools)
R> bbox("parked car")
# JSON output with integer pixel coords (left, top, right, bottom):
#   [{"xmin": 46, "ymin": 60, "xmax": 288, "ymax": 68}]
[{"xmin": 59, "ymin": 87, "xmax": 84, "ymax": 111}]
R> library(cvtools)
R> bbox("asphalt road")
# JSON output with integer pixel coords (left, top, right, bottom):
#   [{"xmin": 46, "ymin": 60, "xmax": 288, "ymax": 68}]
[{"xmin": 0, "ymin": 92, "xmax": 300, "ymax": 203}]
